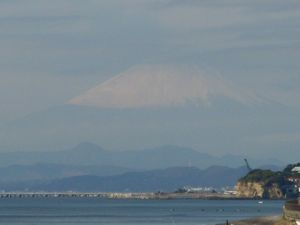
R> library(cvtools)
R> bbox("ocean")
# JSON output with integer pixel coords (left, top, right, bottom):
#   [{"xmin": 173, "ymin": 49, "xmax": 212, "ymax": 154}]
[{"xmin": 0, "ymin": 198, "xmax": 284, "ymax": 225}]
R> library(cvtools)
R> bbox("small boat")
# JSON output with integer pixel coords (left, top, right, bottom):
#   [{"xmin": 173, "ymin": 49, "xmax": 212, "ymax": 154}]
[{"xmin": 258, "ymin": 201, "xmax": 263, "ymax": 204}]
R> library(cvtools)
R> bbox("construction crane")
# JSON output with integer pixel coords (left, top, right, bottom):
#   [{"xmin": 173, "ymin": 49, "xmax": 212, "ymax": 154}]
[{"xmin": 244, "ymin": 158, "xmax": 252, "ymax": 172}]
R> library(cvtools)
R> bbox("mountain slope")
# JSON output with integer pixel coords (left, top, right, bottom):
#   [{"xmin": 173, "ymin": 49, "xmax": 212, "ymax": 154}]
[
  {"xmin": 69, "ymin": 65, "xmax": 260, "ymax": 108},
  {"xmin": 1, "ymin": 65, "xmax": 300, "ymax": 160},
  {"xmin": 0, "ymin": 163, "xmax": 136, "ymax": 182},
  {"xmin": 0, "ymin": 143, "xmax": 283, "ymax": 169},
  {"xmin": 9, "ymin": 166, "xmax": 249, "ymax": 192},
  {"xmin": 1, "ymin": 100, "xmax": 299, "ymax": 162}
]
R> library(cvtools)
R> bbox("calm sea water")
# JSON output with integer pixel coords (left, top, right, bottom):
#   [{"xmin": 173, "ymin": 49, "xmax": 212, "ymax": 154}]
[{"xmin": 0, "ymin": 198, "xmax": 284, "ymax": 225}]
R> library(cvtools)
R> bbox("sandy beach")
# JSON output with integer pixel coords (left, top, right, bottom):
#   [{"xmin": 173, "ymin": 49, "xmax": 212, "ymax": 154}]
[{"xmin": 217, "ymin": 215, "xmax": 295, "ymax": 225}]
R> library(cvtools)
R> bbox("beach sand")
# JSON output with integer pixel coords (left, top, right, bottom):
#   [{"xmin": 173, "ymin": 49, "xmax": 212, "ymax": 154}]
[{"xmin": 217, "ymin": 215, "xmax": 295, "ymax": 225}]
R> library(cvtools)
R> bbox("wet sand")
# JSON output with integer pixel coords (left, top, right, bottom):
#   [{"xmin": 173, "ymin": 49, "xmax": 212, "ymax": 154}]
[{"xmin": 217, "ymin": 215, "xmax": 295, "ymax": 225}]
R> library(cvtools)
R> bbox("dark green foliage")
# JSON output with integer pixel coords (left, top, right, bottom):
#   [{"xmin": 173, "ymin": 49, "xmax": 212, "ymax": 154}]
[
  {"xmin": 283, "ymin": 163, "xmax": 300, "ymax": 177},
  {"xmin": 240, "ymin": 162, "xmax": 300, "ymax": 185},
  {"xmin": 264, "ymin": 172, "xmax": 288, "ymax": 187},
  {"xmin": 239, "ymin": 169, "xmax": 279, "ymax": 183},
  {"xmin": 239, "ymin": 164, "xmax": 299, "ymax": 196}
]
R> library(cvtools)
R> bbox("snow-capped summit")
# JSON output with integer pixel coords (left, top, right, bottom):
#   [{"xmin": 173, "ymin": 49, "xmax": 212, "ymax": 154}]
[{"xmin": 69, "ymin": 65, "xmax": 260, "ymax": 108}]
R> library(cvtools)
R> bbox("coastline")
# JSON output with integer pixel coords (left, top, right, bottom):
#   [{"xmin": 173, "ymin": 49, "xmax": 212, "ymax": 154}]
[
  {"xmin": 217, "ymin": 215, "xmax": 295, "ymax": 225},
  {"xmin": 0, "ymin": 191, "xmax": 279, "ymax": 200}
]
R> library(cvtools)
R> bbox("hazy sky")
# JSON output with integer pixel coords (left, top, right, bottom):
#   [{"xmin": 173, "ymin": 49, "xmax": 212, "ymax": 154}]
[{"xmin": 0, "ymin": 0, "xmax": 300, "ymax": 158}]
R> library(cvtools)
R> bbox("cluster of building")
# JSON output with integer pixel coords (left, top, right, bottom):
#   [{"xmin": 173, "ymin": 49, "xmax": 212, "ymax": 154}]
[
  {"xmin": 177, "ymin": 186, "xmax": 217, "ymax": 193},
  {"xmin": 283, "ymin": 166, "xmax": 300, "ymax": 224}
]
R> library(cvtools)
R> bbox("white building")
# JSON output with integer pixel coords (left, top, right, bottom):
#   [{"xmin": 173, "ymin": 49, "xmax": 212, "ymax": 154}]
[{"xmin": 292, "ymin": 167, "xmax": 300, "ymax": 173}]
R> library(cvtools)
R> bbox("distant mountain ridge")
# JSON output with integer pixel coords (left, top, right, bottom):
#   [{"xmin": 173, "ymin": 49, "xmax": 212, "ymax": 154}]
[
  {"xmin": 1, "ymin": 98, "xmax": 299, "ymax": 162},
  {"xmin": 0, "ymin": 163, "xmax": 137, "ymax": 183},
  {"xmin": 3, "ymin": 166, "xmax": 249, "ymax": 192},
  {"xmin": 0, "ymin": 142, "xmax": 283, "ymax": 192},
  {"xmin": 0, "ymin": 142, "xmax": 283, "ymax": 169}
]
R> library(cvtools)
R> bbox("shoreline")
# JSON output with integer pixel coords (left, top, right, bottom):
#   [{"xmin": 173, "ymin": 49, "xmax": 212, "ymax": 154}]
[
  {"xmin": 217, "ymin": 215, "xmax": 295, "ymax": 225},
  {"xmin": 0, "ymin": 191, "xmax": 285, "ymax": 200}
]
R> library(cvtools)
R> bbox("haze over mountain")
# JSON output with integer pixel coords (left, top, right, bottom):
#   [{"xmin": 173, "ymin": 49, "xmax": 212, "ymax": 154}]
[
  {"xmin": 69, "ymin": 65, "xmax": 261, "ymax": 108},
  {"xmin": 2, "ymin": 166, "xmax": 249, "ymax": 192},
  {"xmin": 1, "ymin": 65, "xmax": 299, "ymax": 161},
  {"xmin": 0, "ymin": 142, "xmax": 283, "ymax": 170},
  {"xmin": 0, "ymin": 163, "xmax": 136, "ymax": 183},
  {"xmin": 0, "ymin": 0, "xmax": 299, "ymax": 169},
  {"xmin": 0, "ymin": 142, "xmax": 283, "ymax": 192}
]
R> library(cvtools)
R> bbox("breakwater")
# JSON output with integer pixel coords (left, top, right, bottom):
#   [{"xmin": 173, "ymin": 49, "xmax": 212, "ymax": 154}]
[{"xmin": 0, "ymin": 191, "xmax": 240, "ymax": 200}]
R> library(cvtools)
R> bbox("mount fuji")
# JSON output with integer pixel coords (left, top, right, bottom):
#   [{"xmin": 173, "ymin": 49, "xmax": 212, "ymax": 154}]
[
  {"xmin": 69, "ymin": 65, "xmax": 261, "ymax": 108},
  {"xmin": 0, "ymin": 65, "xmax": 299, "ymax": 162}
]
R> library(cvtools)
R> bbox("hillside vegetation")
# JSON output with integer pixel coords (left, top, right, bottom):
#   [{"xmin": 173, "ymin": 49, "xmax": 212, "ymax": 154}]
[
  {"xmin": 239, "ymin": 169, "xmax": 287, "ymax": 187},
  {"xmin": 237, "ymin": 163, "xmax": 300, "ymax": 199}
]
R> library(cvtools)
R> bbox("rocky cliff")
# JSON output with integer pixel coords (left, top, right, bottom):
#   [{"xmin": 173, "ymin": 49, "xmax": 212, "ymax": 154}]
[
  {"xmin": 236, "ymin": 181, "xmax": 264, "ymax": 198},
  {"xmin": 237, "ymin": 163, "xmax": 300, "ymax": 199},
  {"xmin": 236, "ymin": 181, "xmax": 283, "ymax": 199}
]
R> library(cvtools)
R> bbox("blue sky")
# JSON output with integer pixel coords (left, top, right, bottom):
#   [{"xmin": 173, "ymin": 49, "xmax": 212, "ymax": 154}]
[{"xmin": 0, "ymin": 0, "xmax": 300, "ymax": 158}]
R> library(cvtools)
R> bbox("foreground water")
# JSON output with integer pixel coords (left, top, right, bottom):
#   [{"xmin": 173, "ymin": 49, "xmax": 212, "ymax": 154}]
[{"xmin": 0, "ymin": 198, "xmax": 284, "ymax": 225}]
